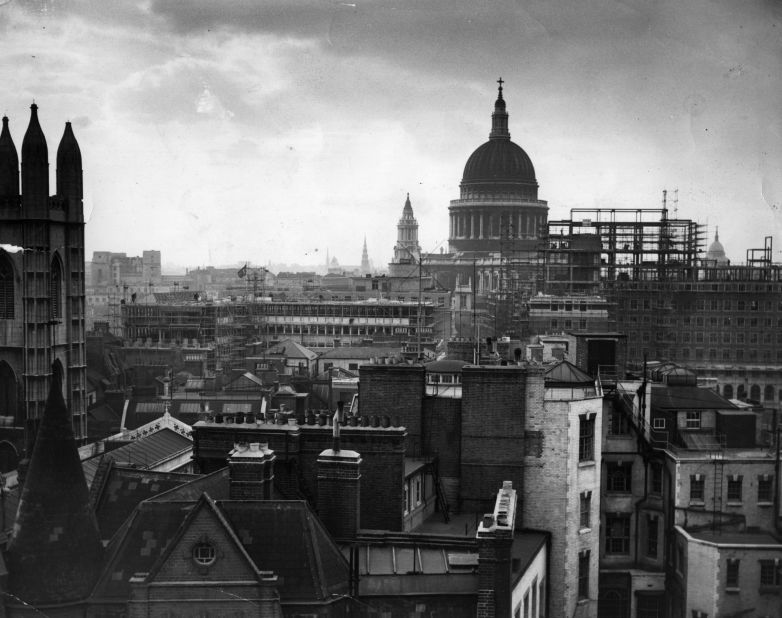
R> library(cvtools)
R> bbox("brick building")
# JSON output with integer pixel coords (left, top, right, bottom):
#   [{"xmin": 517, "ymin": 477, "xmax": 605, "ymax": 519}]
[{"xmin": 599, "ymin": 364, "xmax": 782, "ymax": 617}]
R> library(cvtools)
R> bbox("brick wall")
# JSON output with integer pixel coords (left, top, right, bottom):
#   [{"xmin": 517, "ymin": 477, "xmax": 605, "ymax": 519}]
[
  {"xmin": 299, "ymin": 424, "xmax": 406, "ymax": 531},
  {"xmin": 460, "ymin": 366, "xmax": 527, "ymax": 513},
  {"xmin": 359, "ymin": 365, "xmax": 425, "ymax": 455}
]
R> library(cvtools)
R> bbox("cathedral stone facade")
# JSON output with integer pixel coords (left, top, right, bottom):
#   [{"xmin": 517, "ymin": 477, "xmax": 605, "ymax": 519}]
[{"xmin": 0, "ymin": 105, "xmax": 87, "ymax": 447}]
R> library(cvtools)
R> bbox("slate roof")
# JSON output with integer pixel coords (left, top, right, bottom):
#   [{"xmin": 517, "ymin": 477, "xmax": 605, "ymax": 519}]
[
  {"xmin": 266, "ymin": 339, "xmax": 319, "ymax": 361},
  {"xmin": 82, "ymin": 427, "xmax": 193, "ymax": 486},
  {"xmin": 544, "ymin": 360, "xmax": 595, "ymax": 385},
  {"xmin": 425, "ymin": 359, "xmax": 469, "ymax": 373},
  {"xmin": 319, "ymin": 346, "xmax": 400, "ymax": 360},
  {"xmin": 650, "ymin": 385, "xmax": 738, "ymax": 412},
  {"xmin": 95, "ymin": 497, "xmax": 350, "ymax": 604},
  {"xmin": 89, "ymin": 462, "xmax": 198, "ymax": 542}
]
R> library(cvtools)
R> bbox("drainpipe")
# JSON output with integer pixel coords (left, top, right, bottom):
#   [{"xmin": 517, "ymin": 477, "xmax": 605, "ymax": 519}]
[
  {"xmin": 774, "ymin": 416, "xmax": 781, "ymax": 534},
  {"xmin": 634, "ymin": 458, "xmax": 649, "ymax": 564}
]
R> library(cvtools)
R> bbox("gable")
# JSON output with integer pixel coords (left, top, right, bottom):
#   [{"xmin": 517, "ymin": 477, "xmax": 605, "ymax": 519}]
[{"xmin": 149, "ymin": 498, "xmax": 260, "ymax": 584}]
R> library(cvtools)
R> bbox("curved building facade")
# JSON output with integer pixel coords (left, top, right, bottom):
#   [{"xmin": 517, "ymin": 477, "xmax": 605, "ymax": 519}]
[{"xmin": 448, "ymin": 82, "xmax": 548, "ymax": 253}]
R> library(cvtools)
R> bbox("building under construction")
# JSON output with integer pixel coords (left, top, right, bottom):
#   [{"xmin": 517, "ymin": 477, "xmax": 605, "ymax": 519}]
[{"xmin": 121, "ymin": 298, "xmax": 443, "ymax": 371}]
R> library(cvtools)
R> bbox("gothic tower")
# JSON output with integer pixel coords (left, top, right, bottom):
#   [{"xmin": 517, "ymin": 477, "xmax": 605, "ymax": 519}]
[
  {"xmin": 360, "ymin": 236, "xmax": 371, "ymax": 275},
  {"xmin": 389, "ymin": 193, "xmax": 422, "ymax": 277},
  {"xmin": 0, "ymin": 104, "xmax": 87, "ymax": 456}
]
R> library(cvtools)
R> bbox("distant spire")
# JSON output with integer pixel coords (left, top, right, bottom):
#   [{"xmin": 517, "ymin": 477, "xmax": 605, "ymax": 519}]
[
  {"xmin": 715, "ymin": 226, "xmax": 719, "ymax": 242},
  {"xmin": 489, "ymin": 78, "xmax": 510, "ymax": 140},
  {"xmin": 361, "ymin": 236, "xmax": 370, "ymax": 274},
  {"xmin": 0, "ymin": 115, "xmax": 19, "ymax": 198}
]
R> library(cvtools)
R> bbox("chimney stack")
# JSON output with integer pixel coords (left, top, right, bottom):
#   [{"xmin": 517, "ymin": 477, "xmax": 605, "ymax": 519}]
[
  {"xmin": 476, "ymin": 481, "xmax": 517, "ymax": 618},
  {"xmin": 317, "ymin": 428, "xmax": 361, "ymax": 540},
  {"xmin": 228, "ymin": 442, "xmax": 275, "ymax": 500}
]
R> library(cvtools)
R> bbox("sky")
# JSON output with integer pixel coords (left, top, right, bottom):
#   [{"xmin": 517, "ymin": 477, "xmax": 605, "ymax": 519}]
[{"xmin": 0, "ymin": 0, "xmax": 780, "ymax": 272}]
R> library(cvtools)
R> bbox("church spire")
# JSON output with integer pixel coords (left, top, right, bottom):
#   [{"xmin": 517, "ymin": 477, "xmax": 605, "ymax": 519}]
[
  {"xmin": 361, "ymin": 236, "xmax": 370, "ymax": 274},
  {"xmin": 715, "ymin": 226, "xmax": 719, "ymax": 242},
  {"xmin": 0, "ymin": 115, "xmax": 19, "ymax": 200},
  {"xmin": 489, "ymin": 77, "xmax": 510, "ymax": 140},
  {"xmin": 6, "ymin": 369, "xmax": 104, "ymax": 607}
]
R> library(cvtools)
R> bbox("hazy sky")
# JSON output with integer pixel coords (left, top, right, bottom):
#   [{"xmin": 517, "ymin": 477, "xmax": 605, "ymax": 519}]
[{"xmin": 1, "ymin": 0, "xmax": 780, "ymax": 271}]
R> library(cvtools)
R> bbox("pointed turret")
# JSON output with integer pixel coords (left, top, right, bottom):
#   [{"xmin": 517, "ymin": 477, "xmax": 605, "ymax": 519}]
[
  {"xmin": 489, "ymin": 77, "xmax": 510, "ymax": 140},
  {"xmin": 0, "ymin": 116, "xmax": 19, "ymax": 200},
  {"xmin": 21, "ymin": 103, "xmax": 49, "ymax": 216},
  {"xmin": 6, "ymin": 370, "xmax": 103, "ymax": 607},
  {"xmin": 56, "ymin": 121, "xmax": 83, "ymax": 222},
  {"xmin": 403, "ymin": 192, "xmax": 413, "ymax": 216}
]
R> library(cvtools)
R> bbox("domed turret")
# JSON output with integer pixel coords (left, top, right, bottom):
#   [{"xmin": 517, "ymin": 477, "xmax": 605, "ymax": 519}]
[
  {"xmin": 460, "ymin": 79, "xmax": 538, "ymax": 200},
  {"xmin": 21, "ymin": 103, "xmax": 49, "ymax": 215},
  {"xmin": 705, "ymin": 228, "xmax": 729, "ymax": 265},
  {"xmin": 57, "ymin": 121, "xmax": 83, "ymax": 221},
  {"xmin": 0, "ymin": 116, "xmax": 19, "ymax": 200}
]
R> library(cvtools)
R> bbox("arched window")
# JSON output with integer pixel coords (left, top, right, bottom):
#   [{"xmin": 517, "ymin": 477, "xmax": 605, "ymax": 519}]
[
  {"xmin": 0, "ymin": 362, "xmax": 18, "ymax": 421},
  {"xmin": 50, "ymin": 255, "xmax": 63, "ymax": 320},
  {"xmin": 749, "ymin": 384, "xmax": 760, "ymax": 402},
  {"xmin": 764, "ymin": 385, "xmax": 774, "ymax": 401},
  {"xmin": 0, "ymin": 252, "xmax": 14, "ymax": 319},
  {"xmin": 737, "ymin": 384, "xmax": 746, "ymax": 400},
  {"xmin": 722, "ymin": 384, "xmax": 733, "ymax": 399}
]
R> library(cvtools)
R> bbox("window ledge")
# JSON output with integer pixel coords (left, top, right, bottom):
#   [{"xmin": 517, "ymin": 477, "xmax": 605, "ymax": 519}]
[
  {"xmin": 757, "ymin": 501, "xmax": 773, "ymax": 507},
  {"xmin": 579, "ymin": 527, "xmax": 592, "ymax": 535},
  {"xmin": 578, "ymin": 461, "xmax": 595, "ymax": 468},
  {"xmin": 724, "ymin": 587, "xmax": 740, "ymax": 594},
  {"xmin": 689, "ymin": 501, "xmax": 705, "ymax": 507},
  {"xmin": 759, "ymin": 585, "xmax": 781, "ymax": 594},
  {"xmin": 726, "ymin": 501, "xmax": 743, "ymax": 507}
]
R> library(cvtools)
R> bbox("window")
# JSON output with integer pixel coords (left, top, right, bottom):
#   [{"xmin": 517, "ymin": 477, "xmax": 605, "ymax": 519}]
[
  {"xmin": 579, "ymin": 415, "xmax": 594, "ymax": 461},
  {"xmin": 580, "ymin": 492, "xmax": 591, "ymax": 529},
  {"xmin": 348, "ymin": 363, "xmax": 359, "ymax": 371},
  {"xmin": 650, "ymin": 464, "xmax": 663, "ymax": 495},
  {"xmin": 608, "ymin": 409, "xmax": 629, "ymax": 435},
  {"xmin": 685, "ymin": 411, "xmax": 701, "ymax": 429},
  {"xmin": 523, "ymin": 590, "xmax": 530, "ymax": 618},
  {"xmin": 726, "ymin": 559, "xmax": 739, "ymax": 588},
  {"xmin": 758, "ymin": 475, "xmax": 773, "ymax": 503},
  {"xmin": 727, "ymin": 476, "xmax": 743, "ymax": 502},
  {"xmin": 192, "ymin": 542, "xmax": 216, "ymax": 566},
  {"xmin": 403, "ymin": 482, "xmax": 409, "ymax": 514},
  {"xmin": 605, "ymin": 516, "xmax": 631, "ymax": 554},
  {"xmin": 578, "ymin": 551, "xmax": 590, "ymax": 598},
  {"xmin": 50, "ymin": 258, "xmax": 62, "ymax": 320},
  {"xmin": 653, "ymin": 417, "xmax": 666, "ymax": 430},
  {"xmin": 538, "ymin": 577, "xmax": 546, "ymax": 618},
  {"xmin": 690, "ymin": 475, "xmax": 705, "ymax": 502},
  {"xmin": 414, "ymin": 475, "xmax": 422, "ymax": 506},
  {"xmin": 0, "ymin": 253, "xmax": 13, "ymax": 319},
  {"xmin": 759, "ymin": 560, "xmax": 781, "ymax": 586},
  {"xmin": 607, "ymin": 462, "xmax": 632, "ymax": 493},
  {"xmin": 646, "ymin": 515, "xmax": 659, "ymax": 558}
]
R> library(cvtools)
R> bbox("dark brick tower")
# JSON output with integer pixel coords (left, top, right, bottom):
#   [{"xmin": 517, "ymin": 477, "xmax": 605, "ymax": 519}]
[
  {"xmin": 317, "ymin": 413, "xmax": 362, "ymax": 540},
  {"xmin": 5, "ymin": 370, "xmax": 103, "ymax": 612},
  {"xmin": 0, "ymin": 105, "xmax": 87, "ymax": 452}
]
